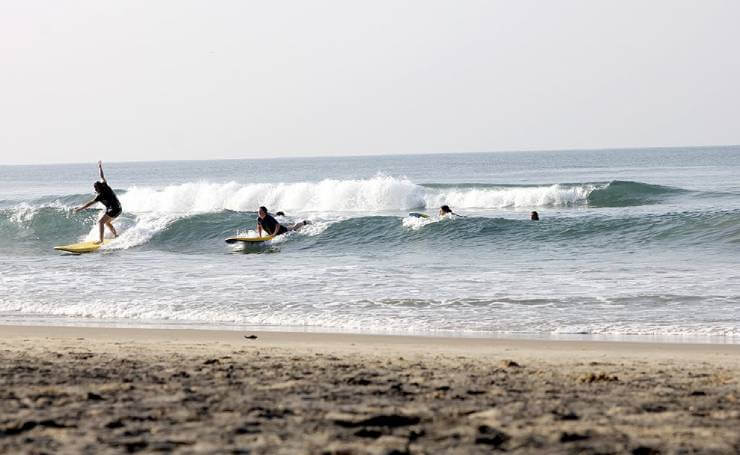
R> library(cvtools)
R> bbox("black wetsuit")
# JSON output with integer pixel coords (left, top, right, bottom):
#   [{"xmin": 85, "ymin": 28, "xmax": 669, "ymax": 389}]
[
  {"xmin": 94, "ymin": 182, "xmax": 122, "ymax": 218},
  {"xmin": 257, "ymin": 213, "xmax": 288, "ymax": 236}
]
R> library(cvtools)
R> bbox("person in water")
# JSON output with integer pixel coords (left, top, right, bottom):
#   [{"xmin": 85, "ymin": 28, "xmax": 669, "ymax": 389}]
[
  {"xmin": 530, "ymin": 211, "xmax": 540, "ymax": 221},
  {"xmin": 74, "ymin": 161, "xmax": 122, "ymax": 244},
  {"xmin": 439, "ymin": 205, "xmax": 461, "ymax": 217},
  {"xmin": 256, "ymin": 206, "xmax": 310, "ymax": 237}
]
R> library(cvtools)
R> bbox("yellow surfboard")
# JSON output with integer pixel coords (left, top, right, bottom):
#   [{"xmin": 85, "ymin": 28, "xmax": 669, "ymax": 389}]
[
  {"xmin": 54, "ymin": 239, "xmax": 111, "ymax": 254},
  {"xmin": 225, "ymin": 236, "xmax": 274, "ymax": 244}
]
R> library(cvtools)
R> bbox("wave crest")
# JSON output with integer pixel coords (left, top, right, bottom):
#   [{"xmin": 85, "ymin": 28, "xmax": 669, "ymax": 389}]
[{"xmin": 119, "ymin": 176, "xmax": 597, "ymax": 214}]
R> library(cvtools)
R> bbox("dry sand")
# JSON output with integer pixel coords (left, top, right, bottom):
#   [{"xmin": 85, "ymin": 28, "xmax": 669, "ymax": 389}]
[{"xmin": 1, "ymin": 325, "xmax": 739, "ymax": 454}]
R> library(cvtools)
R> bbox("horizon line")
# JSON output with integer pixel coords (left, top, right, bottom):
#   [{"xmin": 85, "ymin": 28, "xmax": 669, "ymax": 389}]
[{"xmin": 2, "ymin": 143, "xmax": 738, "ymax": 167}]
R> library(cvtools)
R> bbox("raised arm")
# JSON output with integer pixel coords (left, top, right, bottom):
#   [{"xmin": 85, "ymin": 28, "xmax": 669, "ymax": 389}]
[{"xmin": 98, "ymin": 160, "xmax": 106, "ymax": 183}]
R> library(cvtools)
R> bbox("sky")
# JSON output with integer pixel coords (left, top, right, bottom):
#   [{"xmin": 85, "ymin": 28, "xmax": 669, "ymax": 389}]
[{"xmin": 1, "ymin": 0, "xmax": 739, "ymax": 165}]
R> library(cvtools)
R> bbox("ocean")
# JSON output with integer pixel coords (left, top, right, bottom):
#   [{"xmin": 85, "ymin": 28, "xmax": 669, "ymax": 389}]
[{"xmin": 1, "ymin": 147, "xmax": 738, "ymax": 341}]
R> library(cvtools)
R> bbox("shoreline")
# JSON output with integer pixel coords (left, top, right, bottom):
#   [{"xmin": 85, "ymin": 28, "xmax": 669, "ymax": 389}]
[
  {"xmin": 3, "ymin": 324, "xmax": 740, "ymax": 357},
  {"xmin": 2, "ymin": 324, "xmax": 739, "ymax": 453},
  {"xmin": 2, "ymin": 321, "xmax": 738, "ymax": 346}
]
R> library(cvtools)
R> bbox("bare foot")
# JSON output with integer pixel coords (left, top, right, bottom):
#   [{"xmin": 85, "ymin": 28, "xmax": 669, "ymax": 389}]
[{"xmin": 93, "ymin": 240, "xmax": 103, "ymax": 245}]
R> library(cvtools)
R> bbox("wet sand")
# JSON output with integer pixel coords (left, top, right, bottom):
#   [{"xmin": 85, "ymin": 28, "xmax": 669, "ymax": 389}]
[{"xmin": 1, "ymin": 325, "xmax": 739, "ymax": 454}]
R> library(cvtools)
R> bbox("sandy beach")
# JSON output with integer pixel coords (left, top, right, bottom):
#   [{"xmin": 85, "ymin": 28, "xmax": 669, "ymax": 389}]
[{"xmin": 1, "ymin": 326, "xmax": 739, "ymax": 454}]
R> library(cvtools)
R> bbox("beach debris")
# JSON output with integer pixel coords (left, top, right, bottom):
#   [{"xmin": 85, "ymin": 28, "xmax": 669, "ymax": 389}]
[
  {"xmin": 475, "ymin": 425, "xmax": 509, "ymax": 447},
  {"xmin": 327, "ymin": 412, "xmax": 420, "ymax": 428},
  {"xmin": 203, "ymin": 358, "xmax": 220, "ymax": 365},
  {"xmin": 119, "ymin": 441, "xmax": 148, "ymax": 452},
  {"xmin": 435, "ymin": 425, "xmax": 476, "ymax": 441},
  {"xmin": 632, "ymin": 446, "xmax": 660, "ymax": 455},
  {"xmin": 249, "ymin": 406, "xmax": 294, "ymax": 420},
  {"xmin": 234, "ymin": 422, "xmax": 261, "ymax": 434},
  {"xmin": 559, "ymin": 431, "xmax": 590, "ymax": 443},
  {"xmin": 86, "ymin": 392, "xmax": 104, "ymax": 401},
  {"xmin": 0, "ymin": 419, "xmax": 69, "ymax": 437},
  {"xmin": 345, "ymin": 375, "xmax": 372, "ymax": 386},
  {"xmin": 551, "ymin": 409, "xmax": 580, "ymax": 421},
  {"xmin": 640, "ymin": 403, "xmax": 667, "ymax": 413},
  {"xmin": 68, "ymin": 351, "xmax": 95, "ymax": 360},
  {"xmin": 499, "ymin": 360, "xmax": 520, "ymax": 368},
  {"xmin": 244, "ymin": 335, "xmax": 258, "ymax": 340},
  {"xmin": 578, "ymin": 372, "xmax": 618, "ymax": 383},
  {"xmin": 104, "ymin": 419, "xmax": 125, "ymax": 429}
]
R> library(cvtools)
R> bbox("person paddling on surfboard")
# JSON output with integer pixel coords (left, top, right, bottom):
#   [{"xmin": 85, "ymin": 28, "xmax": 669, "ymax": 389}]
[
  {"xmin": 74, "ymin": 161, "xmax": 122, "ymax": 244},
  {"xmin": 256, "ymin": 206, "xmax": 310, "ymax": 237},
  {"xmin": 439, "ymin": 205, "xmax": 462, "ymax": 217}
]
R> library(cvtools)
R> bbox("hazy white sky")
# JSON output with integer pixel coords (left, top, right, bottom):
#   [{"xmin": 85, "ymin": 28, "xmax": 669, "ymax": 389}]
[{"xmin": 1, "ymin": 0, "xmax": 738, "ymax": 165}]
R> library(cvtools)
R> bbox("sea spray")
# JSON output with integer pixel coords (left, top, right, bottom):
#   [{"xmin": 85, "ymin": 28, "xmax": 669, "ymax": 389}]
[{"xmin": 118, "ymin": 176, "xmax": 604, "ymax": 214}]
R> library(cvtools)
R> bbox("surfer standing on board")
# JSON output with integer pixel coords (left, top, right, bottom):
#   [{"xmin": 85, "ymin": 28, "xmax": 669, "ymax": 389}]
[
  {"xmin": 74, "ymin": 161, "xmax": 122, "ymax": 244},
  {"xmin": 256, "ymin": 206, "xmax": 310, "ymax": 237}
]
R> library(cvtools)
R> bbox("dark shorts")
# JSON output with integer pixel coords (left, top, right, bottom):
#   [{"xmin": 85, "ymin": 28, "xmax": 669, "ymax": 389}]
[
  {"xmin": 275, "ymin": 225, "xmax": 288, "ymax": 236},
  {"xmin": 106, "ymin": 206, "xmax": 122, "ymax": 219}
]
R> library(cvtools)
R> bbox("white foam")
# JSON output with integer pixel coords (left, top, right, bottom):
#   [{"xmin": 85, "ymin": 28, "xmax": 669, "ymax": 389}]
[
  {"xmin": 119, "ymin": 177, "xmax": 595, "ymax": 215},
  {"xmin": 6, "ymin": 201, "xmax": 71, "ymax": 224},
  {"xmin": 402, "ymin": 215, "xmax": 439, "ymax": 230},
  {"xmin": 293, "ymin": 219, "xmax": 330, "ymax": 237},
  {"xmin": 7, "ymin": 203, "xmax": 37, "ymax": 224},
  {"xmin": 423, "ymin": 184, "xmax": 595, "ymax": 209},
  {"xmin": 83, "ymin": 212, "xmax": 176, "ymax": 249}
]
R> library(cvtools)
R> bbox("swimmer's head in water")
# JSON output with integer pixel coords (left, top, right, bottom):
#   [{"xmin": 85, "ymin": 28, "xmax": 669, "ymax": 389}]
[
  {"xmin": 530, "ymin": 211, "xmax": 539, "ymax": 221},
  {"xmin": 440, "ymin": 205, "xmax": 452, "ymax": 215},
  {"xmin": 275, "ymin": 211, "xmax": 285, "ymax": 216}
]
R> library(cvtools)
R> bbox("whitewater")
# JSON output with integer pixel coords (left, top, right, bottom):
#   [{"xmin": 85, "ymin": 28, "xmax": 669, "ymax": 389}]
[{"xmin": 1, "ymin": 147, "xmax": 738, "ymax": 340}]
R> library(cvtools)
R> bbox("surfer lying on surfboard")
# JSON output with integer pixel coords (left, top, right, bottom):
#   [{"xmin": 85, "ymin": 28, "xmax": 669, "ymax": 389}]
[
  {"xmin": 439, "ymin": 205, "xmax": 462, "ymax": 216},
  {"xmin": 257, "ymin": 206, "xmax": 310, "ymax": 237},
  {"xmin": 439, "ymin": 205, "xmax": 462, "ymax": 217},
  {"xmin": 74, "ymin": 161, "xmax": 122, "ymax": 244},
  {"xmin": 409, "ymin": 205, "xmax": 463, "ymax": 219}
]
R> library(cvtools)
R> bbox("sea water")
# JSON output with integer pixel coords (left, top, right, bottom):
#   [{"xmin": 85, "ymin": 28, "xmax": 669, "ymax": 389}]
[{"xmin": 1, "ymin": 147, "xmax": 738, "ymax": 341}]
